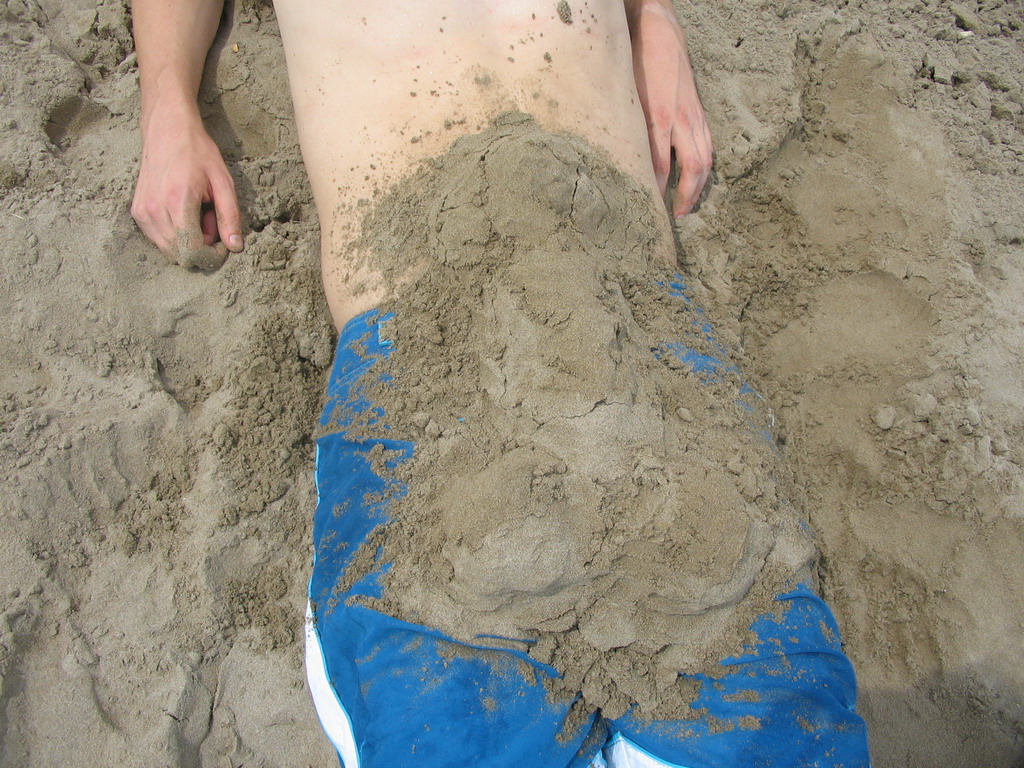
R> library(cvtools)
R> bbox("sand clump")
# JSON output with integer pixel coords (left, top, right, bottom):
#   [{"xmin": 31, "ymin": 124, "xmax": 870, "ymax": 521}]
[{"xmin": 322, "ymin": 113, "xmax": 814, "ymax": 720}]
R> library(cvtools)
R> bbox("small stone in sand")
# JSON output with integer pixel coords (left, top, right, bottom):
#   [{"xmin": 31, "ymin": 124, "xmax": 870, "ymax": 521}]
[{"xmin": 872, "ymin": 405, "xmax": 897, "ymax": 431}]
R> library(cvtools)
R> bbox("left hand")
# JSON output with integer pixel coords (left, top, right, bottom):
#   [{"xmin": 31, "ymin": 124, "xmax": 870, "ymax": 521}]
[{"xmin": 629, "ymin": 0, "xmax": 714, "ymax": 218}]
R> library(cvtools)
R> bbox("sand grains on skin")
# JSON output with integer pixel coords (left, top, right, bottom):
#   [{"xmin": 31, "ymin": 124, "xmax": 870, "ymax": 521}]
[{"xmin": 321, "ymin": 113, "xmax": 815, "ymax": 720}]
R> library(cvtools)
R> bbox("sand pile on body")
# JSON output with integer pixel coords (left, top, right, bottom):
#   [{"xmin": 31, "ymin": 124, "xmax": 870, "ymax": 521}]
[{"xmin": 326, "ymin": 113, "xmax": 814, "ymax": 719}]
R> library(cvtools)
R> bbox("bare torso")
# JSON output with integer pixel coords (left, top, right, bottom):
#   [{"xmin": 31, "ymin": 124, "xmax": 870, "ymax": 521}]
[{"xmin": 273, "ymin": 0, "xmax": 665, "ymax": 328}]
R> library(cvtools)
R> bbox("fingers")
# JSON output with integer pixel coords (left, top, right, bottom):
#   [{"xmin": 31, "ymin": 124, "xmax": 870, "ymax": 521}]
[
  {"xmin": 176, "ymin": 222, "xmax": 229, "ymax": 272},
  {"xmin": 646, "ymin": 110, "xmax": 674, "ymax": 197},
  {"xmin": 209, "ymin": 169, "xmax": 244, "ymax": 252},
  {"xmin": 133, "ymin": 186, "xmax": 230, "ymax": 272},
  {"xmin": 175, "ymin": 192, "xmax": 228, "ymax": 271},
  {"xmin": 132, "ymin": 190, "xmax": 177, "ymax": 258},
  {"xmin": 201, "ymin": 206, "xmax": 219, "ymax": 246},
  {"xmin": 131, "ymin": 124, "xmax": 243, "ymax": 268},
  {"xmin": 671, "ymin": 120, "xmax": 713, "ymax": 219}
]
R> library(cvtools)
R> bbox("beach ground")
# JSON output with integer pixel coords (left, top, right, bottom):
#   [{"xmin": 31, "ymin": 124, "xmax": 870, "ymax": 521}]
[{"xmin": 1, "ymin": 0, "xmax": 1022, "ymax": 764}]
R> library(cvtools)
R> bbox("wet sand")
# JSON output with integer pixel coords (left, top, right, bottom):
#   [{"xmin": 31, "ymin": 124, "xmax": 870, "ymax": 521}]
[{"xmin": 324, "ymin": 113, "xmax": 813, "ymax": 721}]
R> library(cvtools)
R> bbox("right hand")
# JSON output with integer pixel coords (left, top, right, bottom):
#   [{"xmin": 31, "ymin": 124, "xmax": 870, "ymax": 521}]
[
  {"xmin": 629, "ymin": 0, "xmax": 714, "ymax": 218},
  {"xmin": 131, "ymin": 103, "xmax": 243, "ymax": 270}
]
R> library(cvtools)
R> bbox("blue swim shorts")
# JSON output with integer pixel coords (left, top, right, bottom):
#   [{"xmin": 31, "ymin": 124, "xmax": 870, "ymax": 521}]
[{"xmin": 306, "ymin": 280, "xmax": 870, "ymax": 768}]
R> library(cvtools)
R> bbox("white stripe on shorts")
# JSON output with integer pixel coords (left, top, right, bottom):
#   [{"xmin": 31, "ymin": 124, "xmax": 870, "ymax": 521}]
[
  {"xmin": 597, "ymin": 732, "xmax": 694, "ymax": 768},
  {"xmin": 305, "ymin": 601, "xmax": 361, "ymax": 768}
]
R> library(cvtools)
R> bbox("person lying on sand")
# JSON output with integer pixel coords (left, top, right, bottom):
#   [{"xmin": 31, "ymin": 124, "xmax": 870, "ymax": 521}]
[
  {"xmin": 130, "ymin": 1, "xmax": 871, "ymax": 766},
  {"xmin": 131, "ymin": 0, "xmax": 709, "ymax": 287}
]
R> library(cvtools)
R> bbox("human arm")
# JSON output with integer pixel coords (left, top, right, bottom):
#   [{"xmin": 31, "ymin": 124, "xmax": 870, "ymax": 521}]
[
  {"xmin": 625, "ymin": 0, "xmax": 713, "ymax": 218},
  {"xmin": 131, "ymin": 0, "xmax": 243, "ymax": 269}
]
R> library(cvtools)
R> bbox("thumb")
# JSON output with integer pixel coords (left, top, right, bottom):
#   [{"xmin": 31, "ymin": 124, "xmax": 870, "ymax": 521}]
[{"xmin": 211, "ymin": 169, "xmax": 244, "ymax": 252}]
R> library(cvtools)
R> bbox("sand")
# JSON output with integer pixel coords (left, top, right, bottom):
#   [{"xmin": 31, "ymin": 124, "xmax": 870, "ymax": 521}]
[
  {"xmin": 1, "ymin": 0, "xmax": 1023, "ymax": 765},
  {"xmin": 325, "ymin": 113, "xmax": 814, "ymax": 721}
]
